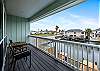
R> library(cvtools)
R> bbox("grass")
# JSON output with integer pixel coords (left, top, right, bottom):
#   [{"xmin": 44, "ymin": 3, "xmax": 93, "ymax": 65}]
[{"xmin": 31, "ymin": 33, "xmax": 54, "ymax": 37}]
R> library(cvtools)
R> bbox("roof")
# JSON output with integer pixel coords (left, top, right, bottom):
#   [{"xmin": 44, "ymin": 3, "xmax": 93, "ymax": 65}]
[
  {"xmin": 93, "ymin": 28, "xmax": 100, "ymax": 31},
  {"xmin": 65, "ymin": 29, "xmax": 83, "ymax": 32},
  {"xmin": 95, "ymin": 28, "xmax": 100, "ymax": 31},
  {"xmin": 96, "ymin": 33, "xmax": 100, "ymax": 35}
]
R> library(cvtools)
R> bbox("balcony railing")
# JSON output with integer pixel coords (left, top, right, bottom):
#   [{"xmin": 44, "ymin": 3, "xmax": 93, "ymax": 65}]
[{"xmin": 28, "ymin": 35, "xmax": 100, "ymax": 71}]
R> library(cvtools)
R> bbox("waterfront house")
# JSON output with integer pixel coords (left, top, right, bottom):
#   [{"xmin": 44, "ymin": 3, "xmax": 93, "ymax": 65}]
[
  {"xmin": 30, "ymin": 31, "xmax": 37, "ymax": 34},
  {"xmin": 65, "ymin": 29, "xmax": 85, "ymax": 39},
  {"xmin": 90, "ymin": 28, "xmax": 100, "ymax": 41}
]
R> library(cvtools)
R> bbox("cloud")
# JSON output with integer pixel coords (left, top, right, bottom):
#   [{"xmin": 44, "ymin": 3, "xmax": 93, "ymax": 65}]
[
  {"xmin": 68, "ymin": 13, "xmax": 99, "ymax": 26},
  {"xmin": 30, "ymin": 12, "xmax": 99, "ymax": 31},
  {"xmin": 68, "ymin": 13, "xmax": 81, "ymax": 18},
  {"xmin": 79, "ymin": 18, "xmax": 98, "ymax": 25}
]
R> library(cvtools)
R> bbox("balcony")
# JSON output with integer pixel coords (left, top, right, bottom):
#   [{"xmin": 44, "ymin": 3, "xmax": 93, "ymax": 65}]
[
  {"xmin": 28, "ymin": 35, "xmax": 100, "ymax": 71},
  {"xmin": 2, "ymin": 0, "xmax": 98, "ymax": 71},
  {"xmin": 4, "ymin": 43, "xmax": 74, "ymax": 71}
]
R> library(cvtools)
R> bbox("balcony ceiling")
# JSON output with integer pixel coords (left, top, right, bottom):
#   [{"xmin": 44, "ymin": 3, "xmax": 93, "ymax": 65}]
[
  {"xmin": 5, "ymin": 0, "xmax": 55, "ymax": 18},
  {"xmin": 5, "ymin": 0, "xmax": 85, "ymax": 21}
]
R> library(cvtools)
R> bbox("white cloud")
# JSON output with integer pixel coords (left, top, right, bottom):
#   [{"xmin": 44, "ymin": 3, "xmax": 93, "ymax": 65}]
[
  {"xmin": 30, "ymin": 12, "xmax": 99, "ymax": 31},
  {"xmin": 79, "ymin": 18, "xmax": 98, "ymax": 25}
]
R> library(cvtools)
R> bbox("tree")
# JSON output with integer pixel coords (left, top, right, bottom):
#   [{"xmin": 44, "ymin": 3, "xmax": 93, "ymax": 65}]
[
  {"xmin": 61, "ymin": 30, "xmax": 64, "ymax": 32},
  {"xmin": 45, "ymin": 29, "xmax": 48, "ymax": 34},
  {"xmin": 40, "ymin": 29, "xmax": 43, "ymax": 32},
  {"xmin": 59, "ymin": 29, "xmax": 61, "ymax": 32},
  {"xmin": 85, "ymin": 28, "xmax": 92, "ymax": 40},
  {"xmin": 46, "ymin": 29, "xmax": 48, "ymax": 32},
  {"xmin": 55, "ymin": 26, "xmax": 59, "ymax": 35}
]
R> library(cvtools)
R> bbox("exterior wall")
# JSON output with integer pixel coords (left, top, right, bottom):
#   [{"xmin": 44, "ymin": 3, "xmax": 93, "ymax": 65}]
[
  {"xmin": 6, "ymin": 15, "xmax": 30, "ymax": 42},
  {"xmin": 65, "ymin": 32, "xmax": 85, "ymax": 38},
  {"xmin": 96, "ymin": 35, "xmax": 100, "ymax": 41},
  {"xmin": 91, "ymin": 30, "xmax": 96, "ymax": 38},
  {"xmin": 90, "ymin": 29, "xmax": 100, "ymax": 41}
]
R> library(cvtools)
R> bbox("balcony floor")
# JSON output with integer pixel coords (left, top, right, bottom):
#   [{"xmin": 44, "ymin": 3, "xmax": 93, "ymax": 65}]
[{"xmin": 4, "ymin": 44, "xmax": 74, "ymax": 71}]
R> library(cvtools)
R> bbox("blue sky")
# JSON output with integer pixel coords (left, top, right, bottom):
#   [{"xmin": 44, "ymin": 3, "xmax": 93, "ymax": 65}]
[{"xmin": 30, "ymin": 0, "xmax": 99, "ymax": 31}]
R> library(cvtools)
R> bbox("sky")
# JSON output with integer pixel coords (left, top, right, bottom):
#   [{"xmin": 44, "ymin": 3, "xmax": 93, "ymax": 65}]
[{"xmin": 30, "ymin": 0, "xmax": 99, "ymax": 31}]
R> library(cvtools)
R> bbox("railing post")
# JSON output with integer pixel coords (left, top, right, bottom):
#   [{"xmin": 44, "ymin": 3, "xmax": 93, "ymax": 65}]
[
  {"xmin": 86, "ymin": 46, "xmax": 89, "ymax": 71},
  {"xmin": 82, "ymin": 45, "xmax": 84, "ymax": 71},
  {"xmin": 59, "ymin": 42, "xmax": 61, "ymax": 60},
  {"xmin": 73, "ymin": 43, "xmax": 75, "ymax": 69},
  {"xmin": 67, "ymin": 43, "xmax": 69, "ymax": 65},
  {"xmin": 70, "ymin": 43, "xmax": 71, "ymax": 66},
  {"xmin": 64, "ymin": 43, "xmax": 65, "ymax": 63},
  {"xmin": 54, "ymin": 41, "xmax": 57, "ymax": 58},
  {"xmin": 99, "ymin": 48, "xmax": 100, "ymax": 71},
  {"xmin": 56, "ymin": 42, "xmax": 58, "ymax": 59},
  {"xmin": 61, "ymin": 42, "xmax": 63, "ymax": 62},
  {"xmin": 36, "ymin": 38, "xmax": 37, "ymax": 47},
  {"xmin": 92, "ymin": 47, "xmax": 94, "ymax": 71},
  {"xmin": 77, "ymin": 44, "xmax": 79, "ymax": 70}
]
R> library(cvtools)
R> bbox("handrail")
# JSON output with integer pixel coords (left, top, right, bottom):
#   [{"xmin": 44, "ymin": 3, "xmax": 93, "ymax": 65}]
[{"xmin": 29, "ymin": 35, "xmax": 100, "ymax": 48}]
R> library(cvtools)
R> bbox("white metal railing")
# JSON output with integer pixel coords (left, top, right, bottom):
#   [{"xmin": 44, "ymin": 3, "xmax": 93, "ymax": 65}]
[{"xmin": 28, "ymin": 35, "xmax": 100, "ymax": 71}]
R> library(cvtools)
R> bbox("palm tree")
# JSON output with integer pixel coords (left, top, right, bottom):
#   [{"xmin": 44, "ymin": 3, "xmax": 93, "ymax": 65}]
[
  {"xmin": 55, "ymin": 26, "xmax": 59, "ymax": 35},
  {"xmin": 85, "ymin": 28, "xmax": 92, "ymax": 41},
  {"xmin": 59, "ymin": 29, "xmax": 61, "ymax": 32}
]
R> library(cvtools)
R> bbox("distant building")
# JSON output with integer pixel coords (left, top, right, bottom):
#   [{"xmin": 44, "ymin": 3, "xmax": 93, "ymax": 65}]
[
  {"xmin": 30, "ymin": 30, "xmax": 55, "ymax": 34},
  {"xmin": 90, "ymin": 28, "xmax": 100, "ymax": 41},
  {"xmin": 30, "ymin": 31, "xmax": 37, "ymax": 34},
  {"xmin": 48, "ymin": 30, "xmax": 55, "ymax": 34},
  {"xmin": 65, "ymin": 29, "xmax": 85, "ymax": 38}
]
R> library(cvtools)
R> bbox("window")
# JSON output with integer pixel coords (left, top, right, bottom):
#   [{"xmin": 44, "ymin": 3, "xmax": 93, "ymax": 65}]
[
  {"xmin": 74, "ymin": 32, "xmax": 76, "ymax": 34},
  {"xmin": 81, "ymin": 35, "xmax": 84, "ymax": 38},
  {"xmin": 96, "ymin": 35, "xmax": 97, "ymax": 37},
  {"xmin": 70, "ymin": 35, "xmax": 73, "ymax": 37},
  {"xmin": 96, "ymin": 31, "xmax": 97, "ymax": 33},
  {"xmin": 81, "ymin": 32, "xmax": 84, "ymax": 34}
]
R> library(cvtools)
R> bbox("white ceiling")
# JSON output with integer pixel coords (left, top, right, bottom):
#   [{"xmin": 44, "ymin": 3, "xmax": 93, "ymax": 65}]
[{"xmin": 5, "ymin": 0, "xmax": 55, "ymax": 18}]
